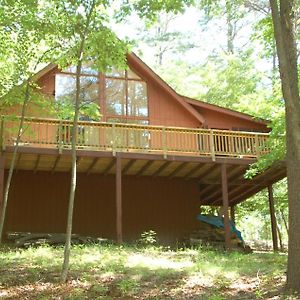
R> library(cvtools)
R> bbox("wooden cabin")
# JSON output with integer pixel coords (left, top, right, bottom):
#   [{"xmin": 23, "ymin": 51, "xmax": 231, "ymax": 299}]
[{"xmin": 0, "ymin": 53, "xmax": 285, "ymax": 247}]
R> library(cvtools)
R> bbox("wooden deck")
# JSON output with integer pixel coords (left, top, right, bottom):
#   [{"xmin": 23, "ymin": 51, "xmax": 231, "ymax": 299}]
[
  {"xmin": 0, "ymin": 117, "xmax": 285, "ymax": 207},
  {"xmin": 1, "ymin": 117, "xmax": 270, "ymax": 159}
]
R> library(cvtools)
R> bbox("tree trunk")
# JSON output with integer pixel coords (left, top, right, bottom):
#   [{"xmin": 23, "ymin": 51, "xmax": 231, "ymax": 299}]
[
  {"xmin": 0, "ymin": 82, "xmax": 30, "ymax": 243},
  {"xmin": 277, "ymin": 223, "xmax": 284, "ymax": 251},
  {"xmin": 269, "ymin": 0, "xmax": 300, "ymax": 292},
  {"xmin": 225, "ymin": 0, "xmax": 234, "ymax": 54},
  {"xmin": 280, "ymin": 208, "xmax": 289, "ymax": 236},
  {"xmin": 60, "ymin": 0, "xmax": 96, "ymax": 283}
]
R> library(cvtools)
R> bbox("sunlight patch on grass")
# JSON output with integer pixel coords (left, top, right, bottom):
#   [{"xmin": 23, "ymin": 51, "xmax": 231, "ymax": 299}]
[
  {"xmin": 184, "ymin": 273, "xmax": 214, "ymax": 288},
  {"xmin": 0, "ymin": 244, "xmax": 289, "ymax": 299},
  {"xmin": 126, "ymin": 253, "xmax": 193, "ymax": 270}
]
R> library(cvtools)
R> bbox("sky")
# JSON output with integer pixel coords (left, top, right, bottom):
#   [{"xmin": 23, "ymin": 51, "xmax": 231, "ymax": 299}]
[{"xmin": 110, "ymin": 5, "xmax": 270, "ymax": 75}]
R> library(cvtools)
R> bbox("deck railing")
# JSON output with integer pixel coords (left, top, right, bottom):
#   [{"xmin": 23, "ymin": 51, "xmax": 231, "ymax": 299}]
[{"xmin": 0, "ymin": 116, "xmax": 270, "ymax": 159}]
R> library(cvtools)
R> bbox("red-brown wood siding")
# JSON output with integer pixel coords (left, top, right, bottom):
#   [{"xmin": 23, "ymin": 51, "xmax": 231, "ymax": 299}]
[
  {"xmin": 36, "ymin": 67, "xmax": 201, "ymax": 128},
  {"xmin": 4, "ymin": 170, "xmax": 200, "ymax": 244},
  {"xmin": 147, "ymin": 81, "xmax": 200, "ymax": 127},
  {"xmin": 196, "ymin": 107, "xmax": 268, "ymax": 132}
]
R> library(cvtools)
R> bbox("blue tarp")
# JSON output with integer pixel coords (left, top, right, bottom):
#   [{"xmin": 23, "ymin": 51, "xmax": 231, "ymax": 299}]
[{"xmin": 197, "ymin": 214, "xmax": 244, "ymax": 242}]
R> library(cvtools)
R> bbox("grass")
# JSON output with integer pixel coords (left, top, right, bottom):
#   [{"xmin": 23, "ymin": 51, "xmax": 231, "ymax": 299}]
[{"xmin": 0, "ymin": 243, "xmax": 297, "ymax": 299}]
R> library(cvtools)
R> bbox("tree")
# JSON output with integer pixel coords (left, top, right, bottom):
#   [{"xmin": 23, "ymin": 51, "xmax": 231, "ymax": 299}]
[
  {"xmin": 47, "ymin": 0, "xmax": 128, "ymax": 282},
  {"xmin": 0, "ymin": 0, "xmax": 64, "ymax": 243},
  {"xmin": 137, "ymin": 12, "xmax": 195, "ymax": 66},
  {"xmin": 269, "ymin": 0, "xmax": 300, "ymax": 292},
  {"xmin": 198, "ymin": 0, "xmax": 248, "ymax": 54}
]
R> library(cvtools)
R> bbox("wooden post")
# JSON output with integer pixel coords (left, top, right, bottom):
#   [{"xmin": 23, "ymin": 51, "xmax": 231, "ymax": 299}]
[
  {"xmin": 0, "ymin": 117, "xmax": 4, "ymax": 151},
  {"xmin": 162, "ymin": 127, "xmax": 167, "ymax": 159},
  {"xmin": 112, "ymin": 123, "xmax": 116, "ymax": 156},
  {"xmin": 221, "ymin": 164, "xmax": 231, "ymax": 251},
  {"xmin": 268, "ymin": 185, "xmax": 279, "ymax": 251},
  {"xmin": 209, "ymin": 130, "xmax": 215, "ymax": 161},
  {"xmin": 255, "ymin": 134, "xmax": 260, "ymax": 158},
  {"xmin": 230, "ymin": 206, "xmax": 236, "ymax": 224},
  {"xmin": 116, "ymin": 153, "xmax": 123, "ymax": 244},
  {"xmin": 0, "ymin": 155, "xmax": 4, "ymax": 221},
  {"xmin": 58, "ymin": 120, "xmax": 63, "ymax": 154}
]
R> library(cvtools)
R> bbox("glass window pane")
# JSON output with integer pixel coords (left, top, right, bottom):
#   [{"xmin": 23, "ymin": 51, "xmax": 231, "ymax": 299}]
[
  {"xmin": 80, "ymin": 76, "xmax": 98, "ymax": 103},
  {"xmin": 55, "ymin": 74, "xmax": 76, "ymax": 102},
  {"xmin": 55, "ymin": 75, "xmax": 99, "ymax": 103},
  {"xmin": 127, "ymin": 81, "xmax": 148, "ymax": 117},
  {"xmin": 79, "ymin": 76, "xmax": 99, "ymax": 120},
  {"xmin": 105, "ymin": 67, "xmax": 125, "ymax": 78},
  {"xmin": 63, "ymin": 64, "xmax": 98, "ymax": 75},
  {"xmin": 55, "ymin": 74, "xmax": 100, "ymax": 120},
  {"xmin": 105, "ymin": 79, "xmax": 126, "ymax": 115},
  {"xmin": 127, "ymin": 69, "xmax": 141, "ymax": 80}
]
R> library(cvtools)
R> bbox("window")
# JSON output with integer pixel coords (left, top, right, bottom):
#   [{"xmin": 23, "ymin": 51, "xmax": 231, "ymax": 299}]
[
  {"xmin": 128, "ymin": 81, "xmax": 147, "ymax": 117},
  {"xmin": 55, "ymin": 66, "xmax": 148, "ymax": 124},
  {"xmin": 105, "ymin": 79, "xmax": 126, "ymax": 115},
  {"xmin": 55, "ymin": 74, "xmax": 99, "ymax": 120},
  {"xmin": 104, "ymin": 69, "xmax": 148, "ymax": 121}
]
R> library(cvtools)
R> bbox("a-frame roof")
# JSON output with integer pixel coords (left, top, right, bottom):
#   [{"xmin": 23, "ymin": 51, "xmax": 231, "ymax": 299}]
[{"xmin": 35, "ymin": 52, "xmax": 268, "ymax": 128}]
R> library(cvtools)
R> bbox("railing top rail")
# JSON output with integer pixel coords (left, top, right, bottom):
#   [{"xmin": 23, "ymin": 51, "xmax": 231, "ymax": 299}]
[{"xmin": 0, "ymin": 115, "xmax": 270, "ymax": 137}]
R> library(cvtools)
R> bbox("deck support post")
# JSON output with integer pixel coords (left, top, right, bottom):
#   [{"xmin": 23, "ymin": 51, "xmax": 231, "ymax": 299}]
[
  {"xmin": 116, "ymin": 153, "xmax": 123, "ymax": 244},
  {"xmin": 268, "ymin": 185, "xmax": 278, "ymax": 251},
  {"xmin": 230, "ymin": 205, "xmax": 236, "ymax": 224},
  {"xmin": 0, "ymin": 155, "xmax": 4, "ymax": 227},
  {"xmin": 221, "ymin": 164, "xmax": 231, "ymax": 251}
]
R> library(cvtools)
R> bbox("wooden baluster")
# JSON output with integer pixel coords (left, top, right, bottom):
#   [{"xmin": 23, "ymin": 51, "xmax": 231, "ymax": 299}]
[
  {"xmin": 209, "ymin": 130, "xmax": 215, "ymax": 161},
  {"xmin": 255, "ymin": 134, "xmax": 260, "ymax": 158},
  {"xmin": 58, "ymin": 121, "xmax": 63, "ymax": 154},
  {"xmin": 162, "ymin": 127, "xmax": 167, "ymax": 158},
  {"xmin": 112, "ymin": 123, "xmax": 116, "ymax": 156}
]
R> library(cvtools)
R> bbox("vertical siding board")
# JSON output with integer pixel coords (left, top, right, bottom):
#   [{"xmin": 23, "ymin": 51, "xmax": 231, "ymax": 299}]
[{"xmin": 6, "ymin": 170, "xmax": 200, "ymax": 244}]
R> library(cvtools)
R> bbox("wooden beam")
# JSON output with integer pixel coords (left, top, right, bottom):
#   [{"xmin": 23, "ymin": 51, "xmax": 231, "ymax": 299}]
[
  {"xmin": 152, "ymin": 161, "xmax": 172, "ymax": 177},
  {"xmin": 198, "ymin": 164, "xmax": 219, "ymax": 183},
  {"xmin": 116, "ymin": 154, "xmax": 122, "ymax": 244},
  {"xmin": 268, "ymin": 185, "xmax": 279, "ymax": 251},
  {"xmin": 33, "ymin": 155, "xmax": 41, "ymax": 174},
  {"xmin": 4, "ymin": 145, "xmax": 258, "ymax": 166},
  {"xmin": 68, "ymin": 156, "xmax": 82, "ymax": 172},
  {"xmin": 51, "ymin": 155, "xmax": 61, "ymax": 174},
  {"xmin": 0, "ymin": 155, "xmax": 4, "ymax": 215},
  {"xmin": 15, "ymin": 154, "xmax": 21, "ymax": 172},
  {"xmin": 77, "ymin": 156, "xmax": 82, "ymax": 166},
  {"xmin": 229, "ymin": 169, "xmax": 287, "ymax": 206},
  {"xmin": 168, "ymin": 162, "xmax": 188, "ymax": 179},
  {"xmin": 86, "ymin": 157, "xmax": 98, "ymax": 175},
  {"xmin": 184, "ymin": 163, "xmax": 203, "ymax": 180},
  {"xmin": 102, "ymin": 159, "xmax": 115, "ymax": 176},
  {"xmin": 221, "ymin": 164, "xmax": 231, "ymax": 251},
  {"xmin": 122, "ymin": 159, "xmax": 136, "ymax": 175},
  {"xmin": 136, "ymin": 160, "xmax": 154, "ymax": 177},
  {"xmin": 206, "ymin": 167, "xmax": 246, "ymax": 204},
  {"xmin": 119, "ymin": 151, "xmax": 256, "ymax": 165}
]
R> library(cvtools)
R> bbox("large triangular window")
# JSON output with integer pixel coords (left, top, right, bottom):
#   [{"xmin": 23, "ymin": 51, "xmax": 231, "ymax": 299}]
[{"xmin": 55, "ymin": 65, "xmax": 148, "ymax": 124}]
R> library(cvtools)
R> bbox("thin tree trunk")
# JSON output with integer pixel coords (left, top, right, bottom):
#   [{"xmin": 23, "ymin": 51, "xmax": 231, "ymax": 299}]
[
  {"xmin": 0, "ymin": 82, "xmax": 30, "ymax": 243},
  {"xmin": 276, "ymin": 222, "xmax": 284, "ymax": 251},
  {"xmin": 280, "ymin": 208, "xmax": 289, "ymax": 236},
  {"xmin": 225, "ymin": 0, "xmax": 234, "ymax": 54},
  {"xmin": 60, "ymin": 0, "xmax": 96, "ymax": 283},
  {"xmin": 272, "ymin": 43, "xmax": 277, "ymax": 96},
  {"xmin": 269, "ymin": 0, "xmax": 300, "ymax": 292}
]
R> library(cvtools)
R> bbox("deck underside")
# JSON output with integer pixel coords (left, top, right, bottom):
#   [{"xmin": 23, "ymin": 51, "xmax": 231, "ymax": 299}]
[{"xmin": 3, "ymin": 146, "xmax": 286, "ymax": 206}]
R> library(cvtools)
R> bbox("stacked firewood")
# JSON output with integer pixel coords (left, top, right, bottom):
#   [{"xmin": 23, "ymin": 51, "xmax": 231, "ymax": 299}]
[
  {"xmin": 6, "ymin": 232, "xmax": 107, "ymax": 247},
  {"xmin": 183, "ymin": 222, "xmax": 252, "ymax": 252}
]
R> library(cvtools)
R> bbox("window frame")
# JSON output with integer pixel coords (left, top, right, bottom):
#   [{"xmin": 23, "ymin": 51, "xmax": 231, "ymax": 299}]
[{"xmin": 55, "ymin": 68, "xmax": 149, "ymax": 124}]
